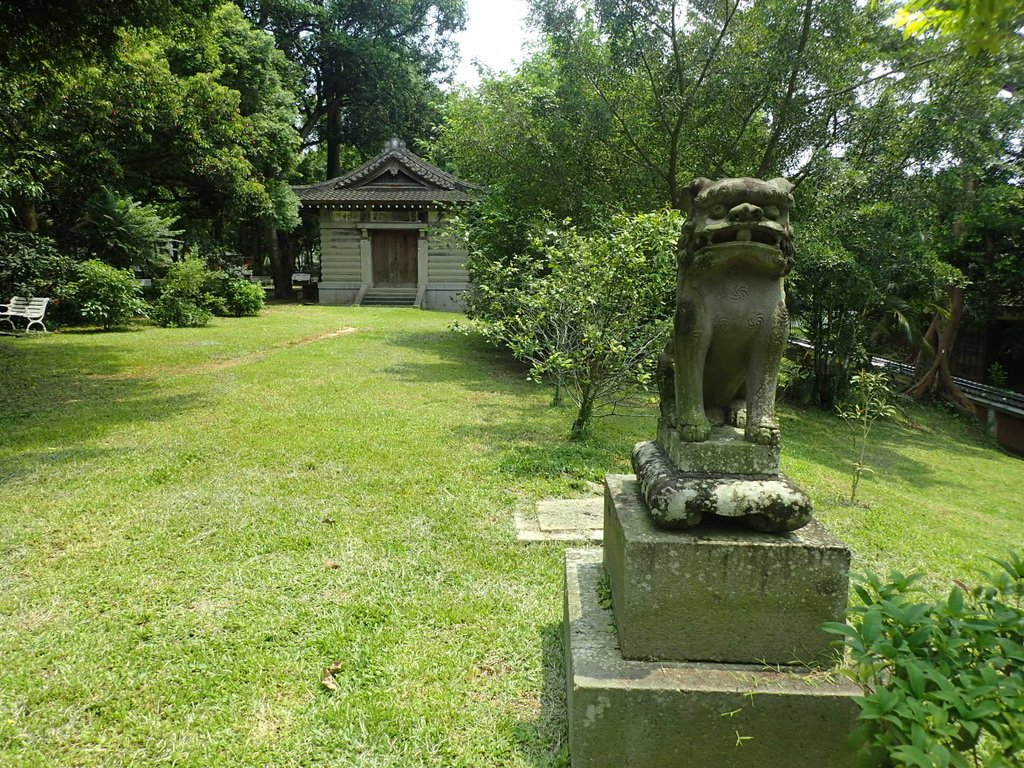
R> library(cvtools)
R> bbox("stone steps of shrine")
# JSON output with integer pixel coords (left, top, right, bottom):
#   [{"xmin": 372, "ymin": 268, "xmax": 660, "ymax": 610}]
[{"xmin": 360, "ymin": 288, "xmax": 417, "ymax": 307}]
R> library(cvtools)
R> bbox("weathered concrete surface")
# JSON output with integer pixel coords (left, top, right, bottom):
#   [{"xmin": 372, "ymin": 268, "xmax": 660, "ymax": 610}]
[
  {"xmin": 659, "ymin": 424, "xmax": 781, "ymax": 475},
  {"xmin": 515, "ymin": 498, "xmax": 604, "ymax": 543},
  {"xmin": 633, "ymin": 440, "xmax": 812, "ymax": 533},
  {"xmin": 565, "ymin": 548, "xmax": 860, "ymax": 768},
  {"xmin": 603, "ymin": 474, "xmax": 850, "ymax": 665},
  {"xmin": 538, "ymin": 498, "xmax": 603, "ymax": 532}
]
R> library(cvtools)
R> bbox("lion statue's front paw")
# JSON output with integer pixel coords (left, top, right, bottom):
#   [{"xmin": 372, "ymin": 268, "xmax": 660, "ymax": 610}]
[
  {"xmin": 679, "ymin": 420, "xmax": 712, "ymax": 443},
  {"xmin": 746, "ymin": 421, "xmax": 780, "ymax": 446}
]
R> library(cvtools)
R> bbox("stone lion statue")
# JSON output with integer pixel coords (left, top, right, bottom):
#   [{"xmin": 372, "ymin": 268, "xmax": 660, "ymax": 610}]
[{"xmin": 659, "ymin": 176, "xmax": 795, "ymax": 446}]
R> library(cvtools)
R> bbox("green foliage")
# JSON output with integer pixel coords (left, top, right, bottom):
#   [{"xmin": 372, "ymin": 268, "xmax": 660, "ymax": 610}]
[
  {"xmin": 151, "ymin": 292, "xmax": 213, "ymax": 328},
  {"xmin": 68, "ymin": 259, "xmax": 149, "ymax": 330},
  {"xmin": 0, "ymin": 3, "xmax": 302, "ymax": 266},
  {"xmin": 242, "ymin": 0, "xmax": 466, "ymax": 178},
  {"xmin": 837, "ymin": 371, "xmax": 899, "ymax": 504},
  {"xmin": 152, "ymin": 256, "xmax": 264, "ymax": 325},
  {"xmin": 204, "ymin": 270, "xmax": 265, "ymax": 317},
  {"xmin": 461, "ymin": 209, "xmax": 680, "ymax": 440},
  {"xmin": 72, "ymin": 187, "xmax": 180, "ymax": 271},
  {"xmin": 791, "ymin": 198, "xmax": 963, "ymax": 408},
  {"xmin": 434, "ymin": 53, "xmax": 656, "ymax": 264},
  {"xmin": 0, "ymin": 232, "xmax": 78, "ymax": 300},
  {"xmin": 883, "ymin": 0, "xmax": 1024, "ymax": 54},
  {"xmin": 825, "ymin": 555, "xmax": 1024, "ymax": 767},
  {"xmin": 152, "ymin": 256, "xmax": 215, "ymax": 327},
  {"xmin": 0, "ymin": 0, "xmax": 216, "ymax": 70},
  {"xmin": 987, "ymin": 363, "xmax": 1008, "ymax": 389}
]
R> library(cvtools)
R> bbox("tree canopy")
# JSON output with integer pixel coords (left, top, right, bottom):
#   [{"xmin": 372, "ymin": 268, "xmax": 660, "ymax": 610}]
[
  {"xmin": 0, "ymin": 3, "xmax": 301, "ymax": 265},
  {"xmin": 1, "ymin": 0, "xmax": 466, "ymax": 291},
  {"xmin": 439, "ymin": 0, "xmax": 1024, "ymax": 403},
  {"xmin": 239, "ymin": 0, "xmax": 466, "ymax": 179}
]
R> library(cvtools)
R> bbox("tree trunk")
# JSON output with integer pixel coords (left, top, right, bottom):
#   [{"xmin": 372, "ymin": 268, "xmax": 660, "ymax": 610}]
[
  {"xmin": 264, "ymin": 221, "xmax": 293, "ymax": 300},
  {"xmin": 15, "ymin": 196, "xmax": 38, "ymax": 232},
  {"xmin": 914, "ymin": 311, "xmax": 941, "ymax": 375},
  {"xmin": 907, "ymin": 285, "xmax": 977, "ymax": 415},
  {"xmin": 570, "ymin": 389, "xmax": 595, "ymax": 441},
  {"xmin": 552, "ymin": 382, "xmax": 564, "ymax": 407},
  {"xmin": 326, "ymin": 97, "xmax": 341, "ymax": 180}
]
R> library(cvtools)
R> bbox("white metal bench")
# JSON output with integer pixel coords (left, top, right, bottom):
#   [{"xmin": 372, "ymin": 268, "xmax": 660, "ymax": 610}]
[{"xmin": 0, "ymin": 296, "xmax": 50, "ymax": 332}]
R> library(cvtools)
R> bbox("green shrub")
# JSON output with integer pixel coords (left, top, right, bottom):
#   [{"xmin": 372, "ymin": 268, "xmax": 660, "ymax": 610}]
[
  {"xmin": 0, "ymin": 231, "xmax": 79, "ymax": 301},
  {"xmin": 459, "ymin": 210, "xmax": 680, "ymax": 440},
  {"xmin": 151, "ymin": 257, "xmax": 263, "ymax": 325},
  {"xmin": 204, "ymin": 270, "xmax": 265, "ymax": 317},
  {"xmin": 153, "ymin": 256, "xmax": 216, "ymax": 327},
  {"xmin": 825, "ymin": 554, "xmax": 1024, "ymax": 767},
  {"xmin": 222, "ymin": 277, "xmax": 264, "ymax": 316},
  {"xmin": 160, "ymin": 256, "xmax": 213, "ymax": 299},
  {"xmin": 68, "ymin": 259, "xmax": 148, "ymax": 329},
  {"xmin": 151, "ymin": 290, "xmax": 212, "ymax": 328}
]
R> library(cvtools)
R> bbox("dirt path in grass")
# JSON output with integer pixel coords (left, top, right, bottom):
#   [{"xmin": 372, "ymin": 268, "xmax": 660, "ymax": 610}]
[{"xmin": 89, "ymin": 327, "xmax": 358, "ymax": 381}]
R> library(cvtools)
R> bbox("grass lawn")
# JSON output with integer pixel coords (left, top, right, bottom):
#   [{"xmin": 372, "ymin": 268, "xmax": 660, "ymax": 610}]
[{"xmin": 1, "ymin": 305, "xmax": 1021, "ymax": 767}]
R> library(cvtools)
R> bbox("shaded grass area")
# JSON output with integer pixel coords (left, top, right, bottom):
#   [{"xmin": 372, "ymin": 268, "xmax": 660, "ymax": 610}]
[{"xmin": 1, "ymin": 305, "xmax": 1021, "ymax": 766}]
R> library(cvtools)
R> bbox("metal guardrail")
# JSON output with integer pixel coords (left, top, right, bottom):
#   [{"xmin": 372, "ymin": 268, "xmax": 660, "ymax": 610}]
[{"xmin": 789, "ymin": 338, "xmax": 1024, "ymax": 418}]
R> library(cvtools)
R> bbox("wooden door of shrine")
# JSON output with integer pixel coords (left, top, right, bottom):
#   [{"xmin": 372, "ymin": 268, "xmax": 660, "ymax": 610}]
[{"xmin": 371, "ymin": 230, "xmax": 418, "ymax": 286}]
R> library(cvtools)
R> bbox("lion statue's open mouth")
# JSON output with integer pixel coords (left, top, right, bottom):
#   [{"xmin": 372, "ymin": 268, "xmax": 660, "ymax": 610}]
[{"xmin": 693, "ymin": 225, "xmax": 785, "ymax": 250}]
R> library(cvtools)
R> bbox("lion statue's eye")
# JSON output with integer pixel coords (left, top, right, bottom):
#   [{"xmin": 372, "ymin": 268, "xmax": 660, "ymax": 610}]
[
  {"xmin": 763, "ymin": 205, "xmax": 780, "ymax": 221},
  {"xmin": 710, "ymin": 204, "xmax": 728, "ymax": 219}
]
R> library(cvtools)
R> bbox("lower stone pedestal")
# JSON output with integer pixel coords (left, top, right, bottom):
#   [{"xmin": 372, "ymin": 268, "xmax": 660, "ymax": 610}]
[
  {"xmin": 604, "ymin": 474, "xmax": 849, "ymax": 665},
  {"xmin": 565, "ymin": 549, "xmax": 860, "ymax": 768}
]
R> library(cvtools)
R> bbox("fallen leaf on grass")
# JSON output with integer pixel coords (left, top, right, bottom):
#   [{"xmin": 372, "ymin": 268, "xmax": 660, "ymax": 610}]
[{"xmin": 321, "ymin": 661, "xmax": 345, "ymax": 692}]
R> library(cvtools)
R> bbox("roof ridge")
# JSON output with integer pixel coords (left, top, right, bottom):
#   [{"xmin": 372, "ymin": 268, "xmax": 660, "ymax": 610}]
[{"xmin": 319, "ymin": 140, "xmax": 480, "ymax": 192}]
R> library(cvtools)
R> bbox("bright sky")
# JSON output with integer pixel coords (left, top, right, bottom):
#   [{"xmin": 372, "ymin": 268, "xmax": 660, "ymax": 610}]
[{"xmin": 452, "ymin": 0, "xmax": 534, "ymax": 87}]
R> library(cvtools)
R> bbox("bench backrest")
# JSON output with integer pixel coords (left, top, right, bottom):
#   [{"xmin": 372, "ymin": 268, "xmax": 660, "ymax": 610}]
[{"xmin": 7, "ymin": 296, "xmax": 50, "ymax": 317}]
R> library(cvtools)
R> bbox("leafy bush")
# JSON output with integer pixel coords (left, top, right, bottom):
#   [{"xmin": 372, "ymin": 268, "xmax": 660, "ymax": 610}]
[
  {"xmin": 68, "ymin": 259, "xmax": 148, "ymax": 329},
  {"xmin": 152, "ymin": 256, "xmax": 265, "ymax": 327},
  {"xmin": 0, "ymin": 231, "xmax": 78, "ymax": 300},
  {"xmin": 825, "ymin": 555, "xmax": 1024, "ymax": 768},
  {"xmin": 459, "ymin": 210, "xmax": 680, "ymax": 440},
  {"xmin": 152, "ymin": 256, "xmax": 216, "ymax": 327},
  {"xmin": 151, "ymin": 290, "xmax": 212, "ymax": 328},
  {"xmin": 204, "ymin": 270, "xmax": 265, "ymax": 317}
]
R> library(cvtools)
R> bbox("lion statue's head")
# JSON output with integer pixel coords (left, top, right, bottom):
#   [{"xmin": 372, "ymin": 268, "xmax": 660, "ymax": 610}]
[{"xmin": 680, "ymin": 177, "xmax": 795, "ymax": 275}]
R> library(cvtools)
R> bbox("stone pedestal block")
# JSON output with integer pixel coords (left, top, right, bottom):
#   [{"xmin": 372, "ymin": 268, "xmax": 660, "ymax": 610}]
[
  {"xmin": 658, "ymin": 423, "xmax": 780, "ymax": 475},
  {"xmin": 603, "ymin": 474, "xmax": 850, "ymax": 665},
  {"xmin": 632, "ymin": 441, "xmax": 813, "ymax": 533},
  {"xmin": 565, "ymin": 549, "xmax": 860, "ymax": 768}
]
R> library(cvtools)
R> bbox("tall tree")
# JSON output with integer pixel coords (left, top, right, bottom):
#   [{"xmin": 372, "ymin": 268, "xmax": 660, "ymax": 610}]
[
  {"xmin": 239, "ymin": 0, "xmax": 465, "ymax": 179},
  {"xmin": 0, "ymin": 0, "xmax": 216, "ymax": 69},
  {"xmin": 528, "ymin": 0, "xmax": 890, "ymax": 207},
  {"xmin": 0, "ymin": 4, "xmax": 302, "ymax": 273}
]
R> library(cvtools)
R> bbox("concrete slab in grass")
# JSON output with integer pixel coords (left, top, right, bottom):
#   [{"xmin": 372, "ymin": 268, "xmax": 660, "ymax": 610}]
[{"xmin": 515, "ymin": 497, "xmax": 604, "ymax": 542}]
